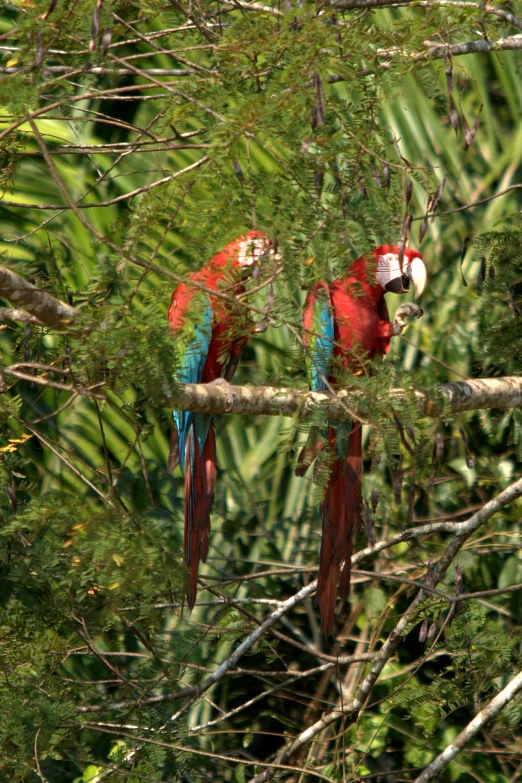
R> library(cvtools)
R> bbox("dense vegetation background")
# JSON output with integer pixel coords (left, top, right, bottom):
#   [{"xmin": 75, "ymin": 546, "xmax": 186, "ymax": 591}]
[{"xmin": 2, "ymin": 0, "xmax": 522, "ymax": 780}]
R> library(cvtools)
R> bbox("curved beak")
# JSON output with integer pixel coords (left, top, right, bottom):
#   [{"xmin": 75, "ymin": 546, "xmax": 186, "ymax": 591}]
[
  {"xmin": 384, "ymin": 275, "xmax": 410, "ymax": 294},
  {"xmin": 406, "ymin": 257, "xmax": 427, "ymax": 299}
]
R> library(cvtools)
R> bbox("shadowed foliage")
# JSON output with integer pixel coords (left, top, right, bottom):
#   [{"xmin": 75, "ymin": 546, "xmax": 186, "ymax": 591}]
[{"xmin": 1, "ymin": 0, "xmax": 522, "ymax": 780}]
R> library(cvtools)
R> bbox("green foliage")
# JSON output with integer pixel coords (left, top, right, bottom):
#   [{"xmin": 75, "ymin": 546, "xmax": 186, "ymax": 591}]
[
  {"xmin": 1, "ymin": 0, "xmax": 522, "ymax": 780},
  {"xmin": 394, "ymin": 604, "xmax": 518, "ymax": 734}
]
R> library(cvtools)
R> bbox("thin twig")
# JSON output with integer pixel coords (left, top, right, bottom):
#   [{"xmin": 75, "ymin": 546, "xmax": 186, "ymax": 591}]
[
  {"xmin": 34, "ymin": 729, "xmax": 48, "ymax": 783},
  {"xmin": 0, "ymin": 157, "xmax": 210, "ymax": 210}
]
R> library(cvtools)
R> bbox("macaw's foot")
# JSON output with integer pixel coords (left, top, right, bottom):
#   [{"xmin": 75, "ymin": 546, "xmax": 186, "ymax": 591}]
[
  {"xmin": 392, "ymin": 302, "xmax": 424, "ymax": 335},
  {"xmin": 209, "ymin": 378, "xmax": 237, "ymax": 412}
]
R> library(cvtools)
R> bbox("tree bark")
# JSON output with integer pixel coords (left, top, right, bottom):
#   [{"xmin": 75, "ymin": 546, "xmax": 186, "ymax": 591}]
[
  {"xmin": 0, "ymin": 307, "xmax": 43, "ymax": 325},
  {"xmin": 168, "ymin": 376, "xmax": 522, "ymax": 418},
  {"xmin": 0, "ymin": 266, "xmax": 76, "ymax": 327}
]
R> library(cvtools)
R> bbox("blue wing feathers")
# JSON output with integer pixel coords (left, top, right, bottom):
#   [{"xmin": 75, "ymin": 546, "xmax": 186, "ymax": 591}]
[
  {"xmin": 310, "ymin": 299, "xmax": 334, "ymax": 392},
  {"xmin": 312, "ymin": 302, "xmax": 352, "ymax": 459},
  {"xmin": 172, "ymin": 299, "xmax": 213, "ymax": 471},
  {"xmin": 309, "ymin": 291, "xmax": 350, "ymax": 456}
]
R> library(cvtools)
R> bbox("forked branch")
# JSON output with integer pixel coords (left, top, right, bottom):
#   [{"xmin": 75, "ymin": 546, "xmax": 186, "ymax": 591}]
[{"xmin": 247, "ymin": 475, "xmax": 522, "ymax": 782}]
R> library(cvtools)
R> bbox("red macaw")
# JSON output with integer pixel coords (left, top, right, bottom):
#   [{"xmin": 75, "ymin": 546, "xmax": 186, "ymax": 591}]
[
  {"xmin": 168, "ymin": 231, "xmax": 274, "ymax": 608},
  {"xmin": 297, "ymin": 245, "xmax": 427, "ymax": 637}
]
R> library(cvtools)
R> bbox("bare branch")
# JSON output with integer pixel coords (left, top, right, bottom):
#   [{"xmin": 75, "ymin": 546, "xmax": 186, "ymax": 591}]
[
  {"xmin": 168, "ymin": 375, "xmax": 522, "ymax": 419},
  {"xmin": 74, "ymin": 518, "xmax": 468, "ymax": 715},
  {"xmin": 188, "ymin": 662, "xmax": 337, "ymax": 732},
  {"xmin": 415, "ymin": 1, "xmax": 522, "ymax": 31},
  {"xmin": 86, "ymin": 725, "xmax": 341, "ymax": 783},
  {"xmin": 0, "ymin": 307, "xmax": 44, "ymax": 324},
  {"xmin": 333, "ymin": 0, "xmax": 414, "ymax": 8},
  {"xmin": 2, "ymin": 366, "xmax": 105, "ymax": 397},
  {"xmin": 0, "ymin": 66, "xmax": 205, "ymax": 75},
  {"xmin": 167, "ymin": 0, "xmax": 218, "ymax": 43},
  {"xmin": 414, "ymin": 667, "xmax": 522, "ymax": 782},
  {"xmin": 333, "ymin": 0, "xmax": 521, "ymax": 29},
  {"xmin": 247, "ymin": 475, "xmax": 522, "ymax": 782},
  {"xmin": 325, "ymin": 35, "xmax": 522, "ymax": 86},
  {"xmin": 0, "ymin": 266, "xmax": 76, "ymax": 326},
  {"xmin": 375, "ymin": 34, "xmax": 522, "ymax": 62},
  {"xmin": 353, "ymin": 569, "xmax": 522, "ymax": 604},
  {"xmin": 422, "ymin": 34, "xmax": 522, "ymax": 59},
  {"xmin": 216, "ymin": 0, "xmax": 283, "ymax": 16},
  {"xmin": 0, "ymin": 82, "xmax": 185, "ymax": 144},
  {"xmin": 413, "ymin": 183, "xmax": 522, "ymax": 220},
  {"xmin": 34, "ymin": 728, "xmax": 49, "ymax": 783}
]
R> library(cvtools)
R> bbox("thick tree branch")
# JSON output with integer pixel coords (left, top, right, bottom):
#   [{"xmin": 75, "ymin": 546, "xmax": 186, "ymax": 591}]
[
  {"xmin": 0, "ymin": 307, "xmax": 43, "ymax": 325},
  {"xmin": 0, "ymin": 266, "xmax": 76, "ymax": 326},
  {"xmin": 169, "ymin": 376, "xmax": 522, "ymax": 418},
  {"xmin": 414, "ymin": 666, "xmax": 522, "ymax": 782}
]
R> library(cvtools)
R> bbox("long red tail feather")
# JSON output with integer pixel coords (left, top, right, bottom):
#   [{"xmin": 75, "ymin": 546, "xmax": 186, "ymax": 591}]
[
  {"xmin": 184, "ymin": 426, "xmax": 217, "ymax": 609},
  {"xmin": 316, "ymin": 424, "xmax": 362, "ymax": 637}
]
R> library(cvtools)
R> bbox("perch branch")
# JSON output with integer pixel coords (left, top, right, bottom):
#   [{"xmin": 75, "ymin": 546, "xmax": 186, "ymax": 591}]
[{"xmin": 167, "ymin": 375, "xmax": 522, "ymax": 418}]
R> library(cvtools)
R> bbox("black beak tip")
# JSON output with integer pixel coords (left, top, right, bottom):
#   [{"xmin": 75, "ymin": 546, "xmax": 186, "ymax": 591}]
[{"xmin": 385, "ymin": 275, "xmax": 410, "ymax": 294}]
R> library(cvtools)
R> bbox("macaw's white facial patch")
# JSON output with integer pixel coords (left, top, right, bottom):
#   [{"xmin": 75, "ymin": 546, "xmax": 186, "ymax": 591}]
[
  {"xmin": 375, "ymin": 252, "xmax": 402, "ymax": 289},
  {"xmin": 375, "ymin": 251, "xmax": 427, "ymax": 297},
  {"xmin": 237, "ymin": 236, "xmax": 272, "ymax": 266}
]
